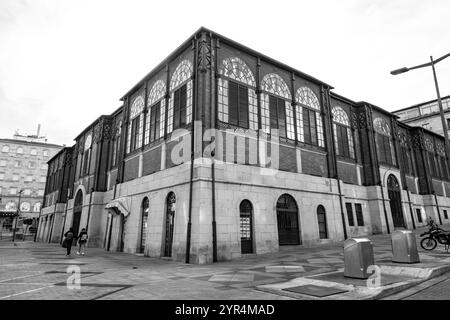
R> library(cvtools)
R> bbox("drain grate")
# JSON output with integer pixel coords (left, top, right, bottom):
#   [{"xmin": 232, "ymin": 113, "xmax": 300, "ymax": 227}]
[{"xmin": 282, "ymin": 284, "xmax": 348, "ymax": 297}]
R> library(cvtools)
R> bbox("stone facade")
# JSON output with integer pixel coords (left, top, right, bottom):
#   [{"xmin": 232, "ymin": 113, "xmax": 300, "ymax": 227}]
[{"xmin": 38, "ymin": 27, "xmax": 450, "ymax": 264}]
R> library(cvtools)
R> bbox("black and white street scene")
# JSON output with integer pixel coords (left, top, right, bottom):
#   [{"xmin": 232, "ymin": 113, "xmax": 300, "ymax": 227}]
[{"xmin": 1, "ymin": 0, "xmax": 450, "ymax": 304}]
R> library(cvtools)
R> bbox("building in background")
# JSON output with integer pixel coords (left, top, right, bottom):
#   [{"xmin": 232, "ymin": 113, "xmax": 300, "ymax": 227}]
[
  {"xmin": 0, "ymin": 127, "xmax": 63, "ymax": 240},
  {"xmin": 393, "ymin": 95, "xmax": 450, "ymax": 135}
]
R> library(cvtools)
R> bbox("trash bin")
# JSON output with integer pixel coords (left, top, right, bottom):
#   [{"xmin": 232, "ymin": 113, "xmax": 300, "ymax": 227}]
[
  {"xmin": 391, "ymin": 230, "xmax": 420, "ymax": 264},
  {"xmin": 343, "ymin": 238, "xmax": 375, "ymax": 279}
]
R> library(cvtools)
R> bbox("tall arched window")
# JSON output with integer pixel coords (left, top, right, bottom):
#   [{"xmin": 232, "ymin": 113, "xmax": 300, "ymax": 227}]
[
  {"xmin": 218, "ymin": 57, "xmax": 258, "ymax": 130},
  {"xmin": 111, "ymin": 119, "xmax": 122, "ymax": 168},
  {"xmin": 139, "ymin": 197, "xmax": 149, "ymax": 254},
  {"xmin": 332, "ymin": 106, "xmax": 354, "ymax": 159},
  {"xmin": 260, "ymin": 74, "xmax": 293, "ymax": 138},
  {"xmin": 167, "ymin": 60, "xmax": 193, "ymax": 133},
  {"xmin": 317, "ymin": 205, "xmax": 328, "ymax": 239},
  {"xmin": 296, "ymin": 87, "xmax": 324, "ymax": 147},
  {"xmin": 373, "ymin": 117, "xmax": 395, "ymax": 165},
  {"xmin": 239, "ymin": 199, "xmax": 253, "ymax": 254},
  {"xmin": 127, "ymin": 95, "xmax": 145, "ymax": 153},
  {"xmin": 145, "ymin": 80, "xmax": 167, "ymax": 144},
  {"xmin": 424, "ymin": 137, "xmax": 438, "ymax": 178}
]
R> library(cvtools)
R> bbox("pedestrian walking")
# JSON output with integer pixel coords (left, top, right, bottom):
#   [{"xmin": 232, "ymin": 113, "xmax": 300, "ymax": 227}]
[
  {"xmin": 77, "ymin": 228, "xmax": 88, "ymax": 255},
  {"xmin": 62, "ymin": 228, "xmax": 75, "ymax": 256}
]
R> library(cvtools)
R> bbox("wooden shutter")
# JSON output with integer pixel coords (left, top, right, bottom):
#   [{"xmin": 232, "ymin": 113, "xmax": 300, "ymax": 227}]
[
  {"xmin": 238, "ymin": 86, "xmax": 249, "ymax": 128},
  {"xmin": 228, "ymin": 82, "xmax": 239, "ymax": 126},
  {"xmin": 310, "ymin": 111, "xmax": 317, "ymax": 145},
  {"xmin": 180, "ymin": 84, "xmax": 187, "ymax": 126},
  {"xmin": 269, "ymin": 95, "xmax": 278, "ymax": 131},
  {"xmin": 150, "ymin": 104, "xmax": 157, "ymax": 142},
  {"xmin": 303, "ymin": 108, "xmax": 311, "ymax": 144},
  {"xmin": 277, "ymin": 98, "xmax": 286, "ymax": 138},
  {"xmin": 173, "ymin": 89, "xmax": 180, "ymax": 129},
  {"xmin": 341, "ymin": 126, "xmax": 350, "ymax": 158},
  {"xmin": 154, "ymin": 103, "xmax": 161, "ymax": 140}
]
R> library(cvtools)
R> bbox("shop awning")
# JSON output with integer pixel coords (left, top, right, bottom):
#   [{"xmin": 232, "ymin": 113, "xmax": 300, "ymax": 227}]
[{"xmin": 105, "ymin": 197, "xmax": 130, "ymax": 217}]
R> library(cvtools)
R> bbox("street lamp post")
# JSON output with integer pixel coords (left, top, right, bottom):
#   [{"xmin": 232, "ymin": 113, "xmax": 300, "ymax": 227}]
[
  {"xmin": 12, "ymin": 189, "xmax": 23, "ymax": 242},
  {"xmin": 391, "ymin": 53, "xmax": 450, "ymax": 163}
]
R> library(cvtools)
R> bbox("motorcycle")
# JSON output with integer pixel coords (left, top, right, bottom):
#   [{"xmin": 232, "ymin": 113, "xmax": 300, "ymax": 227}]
[{"xmin": 420, "ymin": 219, "xmax": 450, "ymax": 253}]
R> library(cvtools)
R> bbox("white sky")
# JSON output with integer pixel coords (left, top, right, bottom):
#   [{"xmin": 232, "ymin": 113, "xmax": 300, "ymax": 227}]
[{"xmin": 1, "ymin": 0, "xmax": 450, "ymax": 146}]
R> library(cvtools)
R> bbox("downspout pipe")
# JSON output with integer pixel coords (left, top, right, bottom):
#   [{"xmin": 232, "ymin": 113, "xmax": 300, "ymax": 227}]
[
  {"xmin": 406, "ymin": 187, "xmax": 416, "ymax": 230},
  {"xmin": 379, "ymin": 178, "xmax": 391, "ymax": 234},
  {"xmin": 210, "ymin": 34, "xmax": 218, "ymax": 263},
  {"xmin": 326, "ymin": 88, "xmax": 348, "ymax": 240},
  {"xmin": 185, "ymin": 37, "xmax": 198, "ymax": 264}
]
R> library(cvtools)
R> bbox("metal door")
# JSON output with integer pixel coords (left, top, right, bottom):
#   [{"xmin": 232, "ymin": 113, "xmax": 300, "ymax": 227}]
[
  {"xmin": 276, "ymin": 194, "xmax": 300, "ymax": 245},
  {"xmin": 387, "ymin": 175, "xmax": 406, "ymax": 228},
  {"xmin": 240, "ymin": 200, "xmax": 253, "ymax": 254}
]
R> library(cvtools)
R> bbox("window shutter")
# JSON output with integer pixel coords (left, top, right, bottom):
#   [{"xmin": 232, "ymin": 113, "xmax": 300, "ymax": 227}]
[
  {"xmin": 228, "ymin": 82, "xmax": 239, "ymax": 126},
  {"xmin": 303, "ymin": 108, "xmax": 311, "ymax": 144},
  {"xmin": 385, "ymin": 136, "xmax": 392, "ymax": 165},
  {"xmin": 341, "ymin": 126, "xmax": 349, "ymax": 158},
  {"xmin": 155, "ymin": 103, "xmax": 161, "ymax": 140},
  {"xmin": 277, "ymin": 98, "xmax": 286, "ymax": 138},
  {"xmin": 238, "ymin": 86, "xmax": 249, "ymax": 128},
  {"xmin": 345, "ymin": 202, "xmax": 354, "ymax": 226},
  {"xmin": 173, "ymin": 89, "xmax": 180, "ymax": 129},
  {"xmin": 180, "ymin": 84, "xmax": 187, "ymax": 126},
  {"xmin": 269, "ymin": 95, "xmax": 278, "ymax": 131},
  {"xmin": 150, "ymin": 104, "xmax": 157, "ymax": 142},
  {"xmin": 309, "ymin": 111, "xmax": 317, "ymax": 145}
]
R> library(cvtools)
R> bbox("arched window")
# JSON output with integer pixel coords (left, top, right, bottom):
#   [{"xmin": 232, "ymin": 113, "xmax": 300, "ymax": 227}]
[
  {"xmin": 260, "ymin": 74, "xmax": 293, "ymax": 138},
  {"xmin": 218, "ymin": 57, "xmax": 258, "ymax": 130},
  {"xmin": 276, "ymin": 194, "xmax": 300, "ymax": 245},
  {"xmin": 1, "ymin": 145, "xmax": 9, "ymax": 153},
  {"xmin": 164, "ymin": 192, "xmax": 176, "ymax": 257},
  {"xmin": 139, "ymin": 197, "xmax": 149, "ymax": 254},
  {"xmin": 317, "ymin": 205, "xmax": 328, "ymax": 239},
  {"xmin": 424, "ymin": 137, "xmax": 438, "ymax": 178},
  {"xmin": 127, "ymin": 95, "xmax": 145, "ymax": 154},
  {"xmin": 296, "ymin": 87, "xmax": 324, "ymax": 147},
  {"xmin": 145, "ymin": 80, "xmax": 167, "ymax": 144},
  {"xmin": 373, "ymin": 117, "xmax": 395, "ymax": 165},
  {"xmin": 332, "ymin": 106, "xmax": 354, "ymax": 159},
  {"xmin": 167, "ymin": 60, "xmax": 193, "ymax": 133},
  {"xmin": 239, "ymin": 200, "xmax": 253, "ymax": 254},
  {"xmin": 111, "ymin": 119, "xmax": 122, "ymax": 168}
]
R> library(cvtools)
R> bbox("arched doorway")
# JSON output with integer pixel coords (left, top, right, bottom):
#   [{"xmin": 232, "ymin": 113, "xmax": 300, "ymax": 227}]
[
  {"xmin": 72, "ymin": 190, "xmax": 83, "ymax": 244},
  {"xmin": 139, "ymin": 197, "xmax": 149, "ymax": 254},
  {"xmin": 387, "ymin": 175, "xmax": 405, "ymax": 228},
  {"xmin": 317, "ymin": 205, "xmax": 328, "ymax": 239},
  {"xmin": 163, "ymin": 192, "xmax": 176, "ymax": 257},
  {"xmin": 239, "ymin": 200, "xmax": 253, "ymax": 254},
  {"xmin": 276, "ymin": 194, "xmax": 300, "ymax": 245}
]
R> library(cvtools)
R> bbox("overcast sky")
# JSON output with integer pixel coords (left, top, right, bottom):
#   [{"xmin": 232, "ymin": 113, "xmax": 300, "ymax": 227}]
[{"xmin": 1, "ymin": 0, "xmax": 450, "ymax": 146}]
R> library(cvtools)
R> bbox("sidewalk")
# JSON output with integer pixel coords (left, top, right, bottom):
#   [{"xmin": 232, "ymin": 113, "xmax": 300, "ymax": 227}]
[{"xmin": 0, "ymin": 224, "xmax": 449, "ymax": 300}]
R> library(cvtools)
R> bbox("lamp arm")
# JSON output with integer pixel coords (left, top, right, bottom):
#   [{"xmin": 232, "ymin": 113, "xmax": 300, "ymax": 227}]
[
  {"xmin": 407, "ymin": 61, "xmax": 433, "ymax": 71},
  {"xmin": 433, "ymin": 52, "xmax": 450, "ymax": 64}
]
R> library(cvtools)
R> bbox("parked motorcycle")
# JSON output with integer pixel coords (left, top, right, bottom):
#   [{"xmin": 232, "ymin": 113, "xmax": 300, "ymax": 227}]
[{"xmin": 420, "ymin": 218, "xmax": 450, "ymax": 252}]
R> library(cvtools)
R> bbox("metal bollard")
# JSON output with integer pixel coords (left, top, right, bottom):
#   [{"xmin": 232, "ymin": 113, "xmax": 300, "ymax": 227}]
[
  {"xmin": 391, "ymin": 230, "xmax": 420, "ymax": 264},
  {"xmin": 344, "ymin": 238, "xmax": 375, "ymax": 279}
]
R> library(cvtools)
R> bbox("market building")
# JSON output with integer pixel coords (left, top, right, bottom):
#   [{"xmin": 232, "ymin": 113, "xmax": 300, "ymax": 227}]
[
  {"xmin": 39, "ymin": 27, "xmax": 450, "ymax": 264},
  {"xmin": 0, "ymin": 128, "xmax": 62, "ymax": 239}
]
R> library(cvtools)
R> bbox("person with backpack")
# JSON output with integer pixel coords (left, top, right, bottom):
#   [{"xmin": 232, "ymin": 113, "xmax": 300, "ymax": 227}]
[
  {"xmin": 77, "ymin": 228, "xmax": 88, "ymax": 255},
  {"xmin": 62, "ymin": 228, "xmax": 75, "ymax": 256}
]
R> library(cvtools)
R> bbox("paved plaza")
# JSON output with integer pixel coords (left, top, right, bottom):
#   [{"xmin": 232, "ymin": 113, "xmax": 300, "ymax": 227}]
[{"xmin": 1, "ymin": 224, "xmax": 450, "ymax": 300}]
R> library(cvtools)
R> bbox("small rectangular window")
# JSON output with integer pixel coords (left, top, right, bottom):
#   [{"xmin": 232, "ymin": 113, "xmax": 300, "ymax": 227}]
[
  {"xmin": 345, "ymin": 202, "xmax": 354, "ymax": 226},
  {"xmin": 355, "ymin": 203, "xmax": 364, "ymax": 226},
  {"xmin": 416, "ymin": 209, "xmax": 423, "ymax": 223},
  {"xmin": 444, "ymin": 210, "xmax": 449, "ymax": 220}
]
